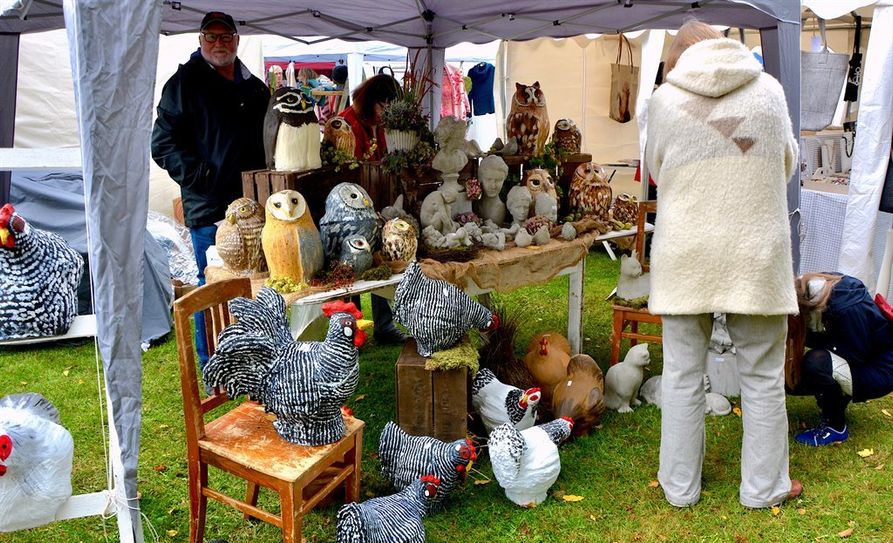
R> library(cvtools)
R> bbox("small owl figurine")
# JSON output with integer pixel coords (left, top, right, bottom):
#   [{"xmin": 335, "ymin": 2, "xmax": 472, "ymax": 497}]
[
  {"xmin": 523, "ymin": 168, "xmax": 558, "ymax": 217},
  {"xmin": 319, "ymin": 182, "xmax": 379, "ymax": 266},
  {"xmin": 381, "ymin": 218, "xmax": 418, "ymax": 263},
  {"xmin": 569, "ymin": 162, "xmax": 612, "ymax": 222},
  {"xmin": 261, "ymin": 190, "xmax": 324, "ymax": 283},
  {"xmin": 506, "ymin": 82, "xmax": 550, "ymax": 156},
  {"xmin": 215, "ymin": 197, "xmax": 267, "ymax": 275},
  {"xmin": 338, "ymin": 235, "xmax": 373, "ymax": 275},
  {"xmin": 610, "ymin": 193, "xmax": 639, "ymax": 226},
  {"xmin": 551, "ymin": 119, "xmax": 581, "ymax": 155},
  {"xmin": 263, "ymin": 86, "xmax": 322, "ymax": 172},
  {"xmin": 323, "ymin": 116, "xmax": 356, "ymax": 155}
]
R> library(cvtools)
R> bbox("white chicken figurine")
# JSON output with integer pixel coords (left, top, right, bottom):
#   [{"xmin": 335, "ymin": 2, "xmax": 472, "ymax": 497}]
[
  {"xmin": 488, "ymin": 417, "xmax": 573, "ymax": 507},
  {"xmin": 471, "ymin": 368, "xmax": 541, "ymax": 434},
  {"xmin": 0, "ymin": 393, "xmax": 74, "ymax": 532}
]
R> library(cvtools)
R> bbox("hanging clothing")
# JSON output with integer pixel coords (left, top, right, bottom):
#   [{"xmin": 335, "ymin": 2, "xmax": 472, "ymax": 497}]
[
  {"xmin": 441, "ymin": 63, "xmax": 471, "ymax": 120},
  {"xmin": 468, "ymin": 62, "xmax": 496, "ymax": 116}
]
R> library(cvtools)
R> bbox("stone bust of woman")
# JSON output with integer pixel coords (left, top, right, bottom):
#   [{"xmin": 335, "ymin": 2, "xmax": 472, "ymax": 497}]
[{"xmin": 474, "ymin": 155, "xmax": 509, "ymax": 225}]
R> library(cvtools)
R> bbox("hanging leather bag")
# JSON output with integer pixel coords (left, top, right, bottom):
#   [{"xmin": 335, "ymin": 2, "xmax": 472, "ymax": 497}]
[
  {"xmin": 609, "ymin": 34, "xmax": 639, "ymax": 123},
  {"xmin": 800, "ymin": 18, "xmax": 849, "ymax": 131}
]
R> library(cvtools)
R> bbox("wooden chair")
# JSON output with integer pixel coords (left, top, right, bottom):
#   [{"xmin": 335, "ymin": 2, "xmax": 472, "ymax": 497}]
[
  {"xmin": 610, "ymin": 200, "xmax": 662, "ymax": 365},
  {"xmin": 172, "ymin": 278, "xmax": 364, "ymax": 543}
]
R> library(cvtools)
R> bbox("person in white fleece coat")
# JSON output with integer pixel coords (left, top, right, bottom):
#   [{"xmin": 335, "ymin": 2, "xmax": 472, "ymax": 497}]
[{"xmin": 645, "ymin": 21, "xmax": 800, "ymax": 509}]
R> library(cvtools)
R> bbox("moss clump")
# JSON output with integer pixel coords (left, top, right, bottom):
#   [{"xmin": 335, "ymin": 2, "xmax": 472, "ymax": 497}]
[{"xmin": 426, "ymin": 335, "xmax": 480, "ymax": 374}]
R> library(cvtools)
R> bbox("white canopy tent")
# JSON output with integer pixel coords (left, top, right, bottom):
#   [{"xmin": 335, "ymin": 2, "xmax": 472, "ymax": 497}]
[{"xmin": 0, "ymin": 1, "xmax": 800, "ymax": 540}]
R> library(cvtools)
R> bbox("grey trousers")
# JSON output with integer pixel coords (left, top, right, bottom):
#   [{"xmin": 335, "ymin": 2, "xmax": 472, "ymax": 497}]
[{"xmin": 658, "ymin": 313, "xmax": 791, "ymax": 508}]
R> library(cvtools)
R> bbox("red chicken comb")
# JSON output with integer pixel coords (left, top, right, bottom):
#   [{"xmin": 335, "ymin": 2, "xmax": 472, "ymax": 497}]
[
  {"xmin": 0, "ymin": 204, "xmax": 13, "ymax": 228},
  {"xmin": 561, "ymin": 416, "xmax": 575, "ymax": 428},
  {"xmin": 322, "ymin": 300, "xmax": 362, "ymax": 319},
  {"xmin": 420, "ymin": 475, "xmax": 441, "ymax": 486},
  {"xmin": 466, "ymin": 438, "xmax": 478, "ymax": 459}
]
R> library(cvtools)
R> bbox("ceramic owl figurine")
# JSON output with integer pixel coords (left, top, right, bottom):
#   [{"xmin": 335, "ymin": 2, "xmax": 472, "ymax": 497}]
[
  {"xmin": 610, "ymin": 193, "xmax": 639, "ymax": 226},
  {"xmin": 263, "ymin": 87, "xmax": 322, "ymax": 172},
  {"xmin": 215, "ymin": 197, "xmax": 267, "ymax": 275},
  {"xmin": 551, "ymin": 119, "xmax": 581, "ymax": 155},
  {"xmin": 381, "ymin": 218, "xmax": 418, "ymax": 263},
  {"xmin": 323, "ymin": 116, "xmax": 356, "ymax": 155},
  {"xmin": 319, "ymin": 182, "xmax": 379, "ymax": 265},
  {"xmin": 338, "ymin": 235, "xmax": 373, "ymax": 275},
  {"xmin": 261, "ymin": 190, "xmax": 324, "ymax": 283},
  {"xmin": 569, "ymin": 162, "xmax": 612, "ymax": 222},
  {"xmin": 506, "ymin": 81, "xmax": 549, "ymax": 156},
  {"xmin": 523, "ymin": 169, "xmax": 558, "ymax": 218}
]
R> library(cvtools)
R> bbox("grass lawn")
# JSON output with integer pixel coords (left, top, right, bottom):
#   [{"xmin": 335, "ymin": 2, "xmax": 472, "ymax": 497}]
[{"xmin": 1, "ymin": 250, "xmax": 891, "ymax": 543}]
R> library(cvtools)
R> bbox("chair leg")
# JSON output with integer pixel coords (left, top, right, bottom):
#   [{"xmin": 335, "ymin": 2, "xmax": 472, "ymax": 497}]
[
  {"xmin": 630, "ymin": 320, "xmax": 639, "ymax": 347},
  {"xmin": 345, "ymin": 428, "xmax": 363, "ymax": 503},
  {"xmin": 244, "ymin": 481, "xmax": 260, "ymax": 521},
  {"xmin": 611, "ymin": 310, "xmax": 624, "ymax": 366},
  {"xmin": 280, "ymin": 484, "xmax": 303, "ymax": 543},
  {"xmin": 188, "ymin": 461, "xmax": 208, "ymax": 543}
]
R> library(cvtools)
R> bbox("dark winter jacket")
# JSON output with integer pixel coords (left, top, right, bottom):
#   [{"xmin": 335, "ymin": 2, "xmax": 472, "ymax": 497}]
[
  {"xmin": 807, "ymin": 274, "xmax": 893, "ymax": 401},
  {"xmin": 151, "ymin": 50, "xmax": 269, "ymax": 227}
]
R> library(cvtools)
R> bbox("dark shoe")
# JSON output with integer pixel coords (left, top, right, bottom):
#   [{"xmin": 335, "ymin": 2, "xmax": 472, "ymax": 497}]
[
  {"xmin": 374, "ymin": 328, "xmax": 409, "ymax": 345},
  {"xmin": 795, "ymin": 422, "xmax": 848, "ymax": 446}
]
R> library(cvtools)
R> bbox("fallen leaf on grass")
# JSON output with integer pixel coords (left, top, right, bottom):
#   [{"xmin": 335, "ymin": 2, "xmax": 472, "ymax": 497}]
[
  {"xmin": 167, "ymin": 530, "xmax": 178, "ymax": 537},
  {"xmin": 19, "ymin": 381, "xmax": 27, "ymax": 386},
  {"xmin": 562, "ymin": 495, "xmax": 584, "ymax": 502},
  {"xmin": 589, "ymin": 515, "xmax": 598, "ymax": 522},
  {"xmin": 838, "ymin": 527, "xmax": 854, "ymax": 538},
  {"xmin": 875, "ymin": 464, "xmax": 885, "ymax": 471},
  {"xmin": 857, "ymin": 448, "xmax": 875, "ymax": 458},
  {"xmin": 153, "ymin": 465, "xmax": 168, "ymax": 472},
  {"xmin": 62, "ymin": 369, "xmax": 70, "ymax": 377},
  {"xmin": 158, "ymin": 424, "xmax": 170, "ymax": 430},
  {"xmin": 798, "ymin": 508, "xmax": 806, "ymax": 515},
  {"xmin": 355, "ymin": 394, "xmax": 366, "ymax": 402},
  {"xmin": 648, "ymin": 480, "xmax": 659, "ymax": 488},
  {"xmin": 733, "ymin": 406, "xmax": 742, "ymax": 417},
  {"xmin": 771, "ymin": 506, "xmax": 781, "ymax": 516},
  {"xmin": 882, "ymin": 409, "xmax": 891, "ymax": 418},
  {"xmin": 473, "ymin": 478, "xmax": 491, "ymax": 486}
]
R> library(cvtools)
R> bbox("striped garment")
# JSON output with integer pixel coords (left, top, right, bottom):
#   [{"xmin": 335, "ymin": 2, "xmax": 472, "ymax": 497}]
[
  {"xmin": 393, "ymin": 262, "xmax": 495, "ymax": 357},
  {"xmin": 203, "ymin": 287, "xmax": 361, "ymax": 446},
  {"xmin": 0, "ymin": 209, "xmax": 83, "ymax": 340},
  {"xmin": 336, "ymin": 477, "xmax": 438, "ymax": 543},
  {"xmin": 378, "ymin": 421, "xmax": 475, "ymax": 512}
]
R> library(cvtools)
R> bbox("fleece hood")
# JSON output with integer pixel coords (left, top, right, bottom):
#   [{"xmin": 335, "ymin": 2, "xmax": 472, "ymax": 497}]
[{"xmin": 666, "ymin": 38, "xmax": 762, "ymax": 98}]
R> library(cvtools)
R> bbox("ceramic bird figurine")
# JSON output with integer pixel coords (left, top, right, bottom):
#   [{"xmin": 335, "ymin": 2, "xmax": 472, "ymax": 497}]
[
  {"xmin": 319, "ymin": 182, "xmax": 378, "ymax": 266},
  {"xmin": 523, "ymin": 169, "xmax": 557, "ymax": 218},
  {"xmin": 215, "ymin": 197, "xmax": 267, "ymax": 275},
  {"xmin": 551, "ymin": 118, "xmax": 581, "ymax": 155},
  {"xmin": 610, "ymin": 193, "xmax": 639, "ymax": 226},
  {"xmin": 336, "ymin": 475, "xmax": 440, "ymax": 543},
  {"xmin": 506, "ymin": 82, "xmax": 550, "ymax": 155},
  {"xmin": 322, "ymin": 116, "xmax": 356, "ymax": 156},
  {"xmin": 381, "ymin": 218, "xmax": 418, "ymax": 264},
  {"xmin": 263, "ymin": 86, "xmax": 322, "ymax": 172},
  {"xmin": 472, "ymin": 368, "xmax": 541, "ymax": 434},
  {"xmin": 552, "ymin": 354, "xmax": 606, "ymax": 436},
  {"xmin": 261, "ymin": 190, "xmax": 324, "ymax": 284},
  {"xmin": 338, "ymin": 235, "xmax": 373, "ymax": 275},
  {"xmin": 569, "ymin": 162, "xmax": 612, "ymax": 222},
  {"xmin": 604, "ymin": 343, "xmax": 650, "ymax": 413},
  {"xmin": 524, "ymin": 331, "xmax": 572, "ymax": 408}
]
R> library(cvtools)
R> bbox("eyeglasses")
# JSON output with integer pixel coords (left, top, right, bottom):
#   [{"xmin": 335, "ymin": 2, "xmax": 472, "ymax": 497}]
[{"xmin": 201, "ymin": 32, "xmax": 236, "ymax": 43}]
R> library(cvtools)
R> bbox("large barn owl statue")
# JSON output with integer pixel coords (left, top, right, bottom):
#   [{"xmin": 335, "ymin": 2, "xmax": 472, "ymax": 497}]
[
  {"xmin": 551, "ymin": 119, "xmax": 582, "ymax": 155},
  {"xmin": 263, "ymin": 87, "xmax": 322, "ymax": 172},
  {"xmin": 319, "ymin": 182, "xmax": 379, "ymax": 266},
  {"xmin": 215, "ymin": 197, "xmax": 267, "ymax": 275},
  {"xmin": 569, "ymin": 162, "xmax": 612, "ymax": 222},
  {"xmin": 322, "ymin": 116, "xmax": 356, "ymax": 156},
  {"xmin": 261, "ymin": 190, "xmax": 324, "ymax": 283},
  {"xmin": 506, "ymin": 81, "xmax": 550, "ymax": 156}
]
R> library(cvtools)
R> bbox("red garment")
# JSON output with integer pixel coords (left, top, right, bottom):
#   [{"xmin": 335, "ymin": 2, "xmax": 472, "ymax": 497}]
[{"xmin": 340, "ymin": 105, "xmax": 388, "ymax": 161}]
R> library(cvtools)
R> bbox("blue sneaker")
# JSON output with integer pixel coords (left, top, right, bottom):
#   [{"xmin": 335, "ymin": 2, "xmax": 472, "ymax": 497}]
[{"xmin": 795, "ymin": 423, "xmax": 848, "ymax": 446}]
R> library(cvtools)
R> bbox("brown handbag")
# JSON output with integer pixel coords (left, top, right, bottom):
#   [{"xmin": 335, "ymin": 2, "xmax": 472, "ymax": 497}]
[{"xmin": 609, "ymin": 34, "xmax": 640, "ymax": 123}]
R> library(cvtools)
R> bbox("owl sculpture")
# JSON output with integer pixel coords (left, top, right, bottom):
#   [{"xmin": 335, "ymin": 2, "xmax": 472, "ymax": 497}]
[
  {"xmin": 569, "ymin": 162, "xmax": 612, "ymax": 222},
  {"xmin": 551, "ymin": 119, "xmax": 582, "ymax": 155},
  {"xmin": 215, "ymin": 197, "xmax": 267, "ymax": 275},
  {"xmin": 319, "ymin": 182, "xmax": 379, "ymax": 266},
  {"xmin": 506, "ymin": 81, "xmax": 550, "ymax": 156},
  {"xmin": 338, "ymin": 235, "xmax": 373, "ymax": 275},
  {"xmin": 263, "ymin": 86, "xmax": 322, "ymax": 172},
  {"xmin": 323, "ymin": 116, "xmax": 356, "ymax": 155},
  {"xmin": 610, "ymin": 193, "xmax": 639, "ymax": 226},
  {"xmin": 261, "ymin": 190, "xmax": 324, "ymax": 283},
  {"xmin": 381, "ymin": 218, "xmax": 418, "ymax": 263},
  {"xmin": 523, "ymin": 168, "xmax": 558, "ymax": 218}
]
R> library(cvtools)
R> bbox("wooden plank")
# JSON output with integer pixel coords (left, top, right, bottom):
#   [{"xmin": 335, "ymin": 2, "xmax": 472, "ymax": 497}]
[
  {"xmin": 396, "ymin": 339, "xmax": 433, "ymax": 437},
  {"xmin": 242, "ymin": 170, "xmax": 262, "ymax": 202},
  {"xmin": 256, "ymin": 171, "xmax": 273, "ymax": 205},
  {"xmin": 54, "ymin": 491, "xmax": 114, "ymax": 521},
  {"xmin": 432, "ymin": 367, "xmax": 467, "ymax": 442}
]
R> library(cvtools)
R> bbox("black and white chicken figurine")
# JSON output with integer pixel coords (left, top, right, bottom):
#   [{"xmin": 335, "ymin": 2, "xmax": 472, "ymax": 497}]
[
  {"xmin": 203, "ymin": 293, "xmax": 365, "ymax": 445},
  {"xmin": 336, "ymin": 474, "xmax": 441, "ymax": 543},
  {"xmin": 393, "ymin": 262, "xmax": 498, "ymax": 357},
  {"xmin": 378, "ymin": 421, "xmax": 476, "ymax": 512},
  {"xmin": 471, "ymin": 368, "xmax": 541, "ymax": 434},
  {"xmin": 0, "ymin": 204, "xmax": 83, "ymax": 341},
  {"xmin": 0, "ymin": 393, "xmax": 74, "ymax": 531},
  {"xmin": 488, "ymin": 417, "xmax": 574, "ymax": 507},
  {"xmin": 263, "ymin": 86, "xmax": 322, "ymax": 172}
]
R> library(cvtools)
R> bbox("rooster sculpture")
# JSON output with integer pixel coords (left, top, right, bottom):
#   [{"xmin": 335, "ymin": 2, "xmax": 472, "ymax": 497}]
[
  {"xmin": 203, "ymin": 290, "xmax": 365, "ymax": 445},
  {"xmin": 393, "ymin": 262, "xmax": 498, "ymax": 357},
  {"xmin": 0, "ymin": 393, "xmax": 74, "ymax": 532},
  {"xmin": 471, "ymin": 368, "xmax": 541, "ymax": 434},
  {"xmin": 336, "ymin": 474, "xmax": 440, "ymax": 543},
  {"xmin": 0, "ymin": 204, "xmax": 83, "ymax": 341},
  {"xmin": 488, "ymin": 417, "xmax": 573, "ymax": 507},
  {"xmin": 378, "ymin": 421, "xmax": 476, "ymax": 512}
]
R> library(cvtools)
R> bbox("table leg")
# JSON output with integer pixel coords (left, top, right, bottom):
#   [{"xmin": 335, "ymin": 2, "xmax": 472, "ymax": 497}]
[
  {"xmin": 602, "ymin": 240, "xmax": 617, "ymax": 261},
  {"xmin": 567, "ymin": 260, "xmax": 584, "ymax": 355}
]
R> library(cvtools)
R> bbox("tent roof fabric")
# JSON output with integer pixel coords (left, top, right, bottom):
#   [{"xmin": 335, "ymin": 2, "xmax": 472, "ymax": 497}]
[{"xmin": 4, "ymin": 1, "xmax": 799, "ymax": 46}]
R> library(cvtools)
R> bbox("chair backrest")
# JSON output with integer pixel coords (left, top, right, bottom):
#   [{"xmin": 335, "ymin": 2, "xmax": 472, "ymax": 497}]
[
  {"xmin": 172, "ymin": 278, "xmax": 252, "ymax": 444},
  {"xmin": 634, "ymin": 200, "xmax": 657, "ymax": 272}
]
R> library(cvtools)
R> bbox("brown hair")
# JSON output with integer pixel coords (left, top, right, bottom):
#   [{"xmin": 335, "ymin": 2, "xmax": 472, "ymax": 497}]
[
  {"xmin": 786, "ymin": 272, "xmax": 844, "ymax": 388},
  {"xmin": 351, "ymin": 74, "xmax": 402, "ymax": 122},
  {"xmin": 665, "ymin": 20, "xmax": 723, "ymax": 75}
]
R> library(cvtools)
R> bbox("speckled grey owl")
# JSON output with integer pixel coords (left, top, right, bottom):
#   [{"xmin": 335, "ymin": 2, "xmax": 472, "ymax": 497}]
[
  {"xmin": 551, "ymin": 118, "xmax": 582, "ymax": 155},
  {"xmin": 319, "ymin": 182, "xmax": 379, "ymax": 266},
  {"xmin": 216, "ymin": 197, "xmax": 267, "ymax": 275},
  {"xmin": 338, "ymin": 235, "xmax": 373, "ymax": 275},
  {"xmin": 610, "ymin": 193, "xmax": 639, "ymax": 226},
  {"xmin": 381, "ymin": 218, "xmax": 418, "ymax": 263}
]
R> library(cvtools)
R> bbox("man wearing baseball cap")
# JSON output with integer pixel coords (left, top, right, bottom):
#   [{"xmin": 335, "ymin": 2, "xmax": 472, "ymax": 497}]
[{"xmin": 152, "ymin": 11, "xmax": 269, "ymax": 370}]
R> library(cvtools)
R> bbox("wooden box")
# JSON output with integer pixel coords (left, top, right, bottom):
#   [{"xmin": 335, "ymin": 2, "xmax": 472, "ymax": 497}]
[
  {"xmin": 241, "ymin": 167, "xmax": 341, "ymax": 224},
  {"xmin": 395, "ymin": 338, "xmax": 468, "ymax": 442}
]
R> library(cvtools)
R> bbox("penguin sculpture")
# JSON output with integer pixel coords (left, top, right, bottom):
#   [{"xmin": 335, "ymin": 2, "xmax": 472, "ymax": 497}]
[{"xmin": 263, "ymin": 87, "xmax": 322, "ymax": 172}]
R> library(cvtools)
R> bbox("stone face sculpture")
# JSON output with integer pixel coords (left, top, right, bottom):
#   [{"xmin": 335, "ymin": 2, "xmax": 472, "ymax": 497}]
[
  {"xmin": 505, "ymin": 186, "xmax": 533, "ymax": 227},
  {"xmin": 474, "ymin": 155, "xmax": 509, "ymax": 225},
  {"xmin": 432, "ymin": 116, "xmax": 470, "ymax": 213}
]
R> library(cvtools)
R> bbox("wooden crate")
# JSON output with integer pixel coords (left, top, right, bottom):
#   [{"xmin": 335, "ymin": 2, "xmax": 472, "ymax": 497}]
[
  {"xmin": 241, "ymin": 167, "xmax": 341, "ymax": 224},
  {"xmin": 395, "ymin": 338, "xmax": 468, "ymax": 442}
]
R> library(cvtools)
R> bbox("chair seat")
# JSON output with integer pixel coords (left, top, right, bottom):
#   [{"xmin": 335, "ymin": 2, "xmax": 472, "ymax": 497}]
[
  {"xmin": 200, "ymin": 401, "xmax": 364, "ymax": 483},
  {"xmin": 611, "ymin": 304, "xmax": 661, "ymax": 322}
]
